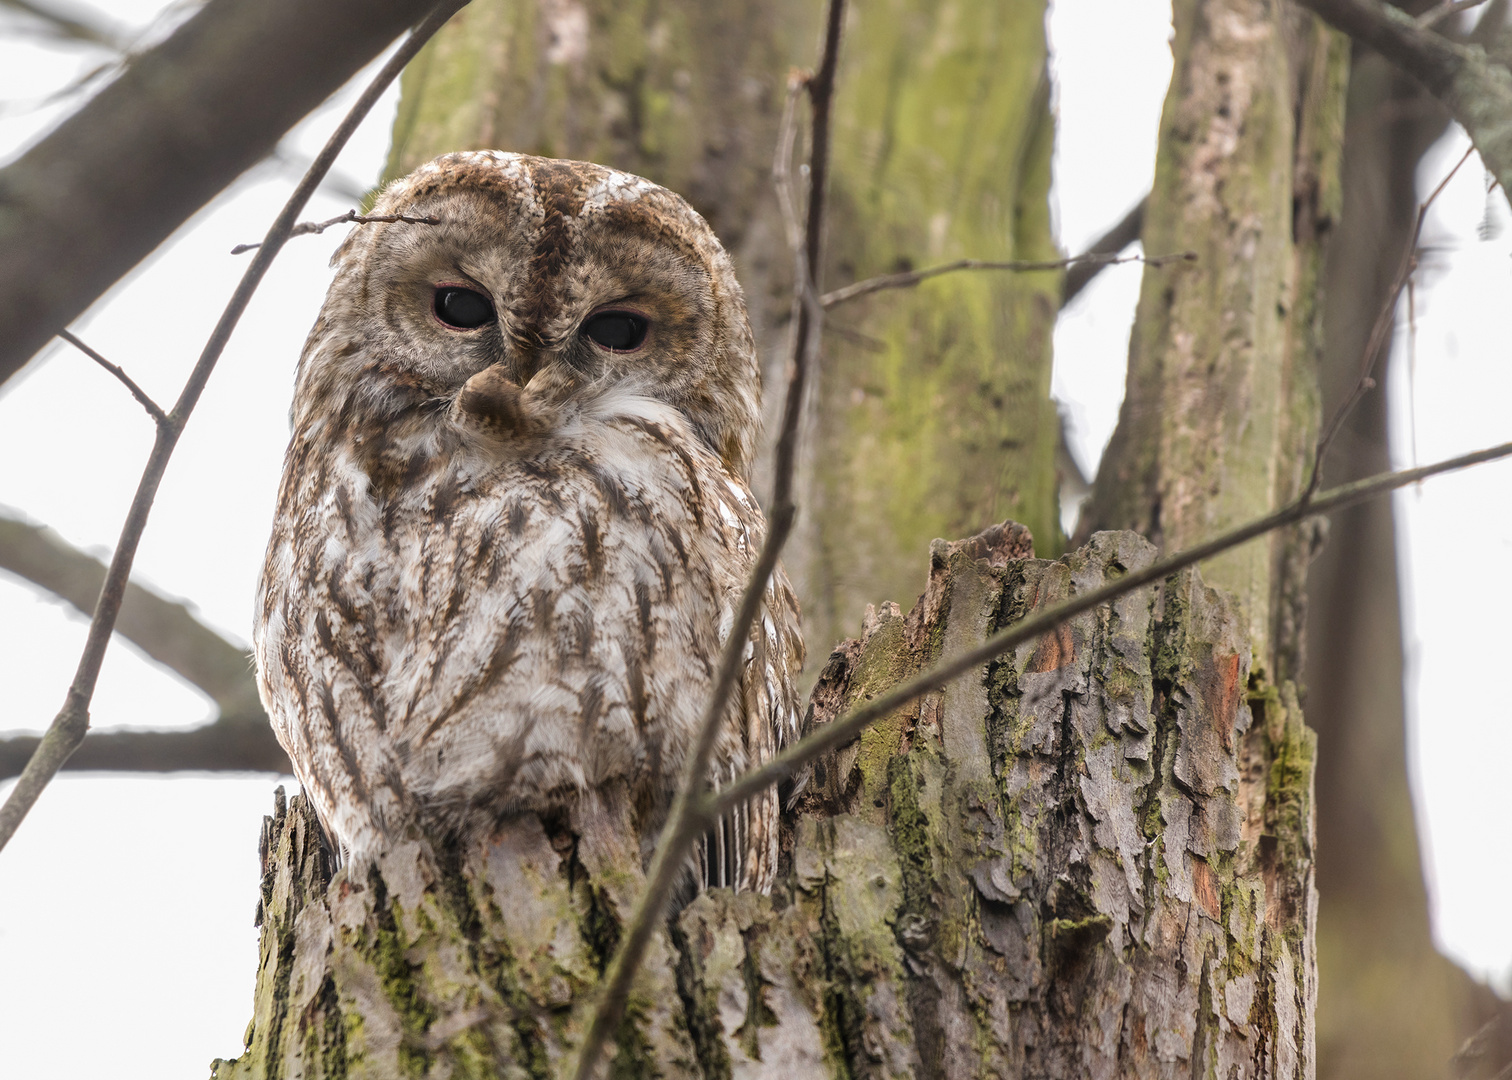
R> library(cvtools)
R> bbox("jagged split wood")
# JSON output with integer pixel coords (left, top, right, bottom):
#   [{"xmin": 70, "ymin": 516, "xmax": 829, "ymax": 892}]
[{"xmin": 212, "ymin": 523, "xmax": 1316, "ymax": 1078}]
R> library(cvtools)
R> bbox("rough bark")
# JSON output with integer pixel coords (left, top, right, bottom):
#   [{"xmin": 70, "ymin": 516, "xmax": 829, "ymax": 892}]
[
  {"xmin": 379, "ymin": 0, "xmax": 1063, "ymax": 664},
  {"xmin": 213, "ymin": 523, "xmax": 1317, "ymax": 1078},
  {"xmin": 1081, "ymin": 0, "xmax": 1348, "ymax": 679},
  {"xmin": 1079, "ymin": 1, "xmax": 1504, "ymax": 1072}
]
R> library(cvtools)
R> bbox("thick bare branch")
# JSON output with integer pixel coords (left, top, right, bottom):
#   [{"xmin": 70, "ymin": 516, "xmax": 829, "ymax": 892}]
[
  {"xmin": 1063, "ymin": 195, "xmax": 1149, "ymax": 304},
  {"xmin": 0, "ymin": 515, "xmax": 292, "ymax": 777},
  {"xmin": 1295, "ymin": 0, "xmax": 1512, "ymax": 203},
  {"xmin": 0, "ymin": 0, "xmax": 469, "ymax": 854},
  {"xmin": 0, "ymin": 515, "xmax": 256, "ymax": 709},
  {"xmin": 0, "ymin": 0, "xmax": 454, "ymax": 385},
  {"xmin": 0, "ymin": 718, "xmax": 289, "ymax": 780}
]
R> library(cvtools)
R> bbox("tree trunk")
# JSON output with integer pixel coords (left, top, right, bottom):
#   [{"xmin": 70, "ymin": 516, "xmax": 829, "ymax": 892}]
[
  {"xmin": 212, "ymin": 522, "xmax": 1316, "ymax": 1078},
  {"xmin": 379, "ymin": 0, "xmax": 1063, "ymax": 662},
  {"xmin": 1079, "ymin": 0, "xmax": 1347, "ymax": 682},
  {"xmin": 1306, "ymin": 44, "xmax": 1505, "ymax": 1079}
]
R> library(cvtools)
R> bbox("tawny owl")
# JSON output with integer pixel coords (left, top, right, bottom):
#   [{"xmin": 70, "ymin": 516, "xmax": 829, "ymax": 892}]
[{"xmin": 253, "ymin": 151, "xmax": 803, "ymax": 893}]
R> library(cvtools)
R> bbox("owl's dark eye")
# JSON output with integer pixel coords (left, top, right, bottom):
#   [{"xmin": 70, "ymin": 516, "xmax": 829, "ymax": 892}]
[
  {"xmin": 434, "ymin": 287, "xmax": 495, "ymax": 330},
  {"xmin": 581, "ymin": 310, "xmax": 649, "ymax": 352}
]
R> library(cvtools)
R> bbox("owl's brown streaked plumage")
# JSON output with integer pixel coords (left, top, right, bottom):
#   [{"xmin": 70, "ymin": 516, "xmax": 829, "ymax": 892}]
[{"xmin": 253, "ymin": 152, "xmax": 803, "ymax": 892}]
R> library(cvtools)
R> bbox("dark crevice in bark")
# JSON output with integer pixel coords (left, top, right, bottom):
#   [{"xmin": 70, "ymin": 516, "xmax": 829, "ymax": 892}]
[
  {"xmin": 369, "ymin": 871, "xmax": 438, "ymax": 1077},
  {"xmin": 1136, "ymin": 628, "xmax": 1179, "ymax": 928},
  {"xmin": 886, "ymin": 754, "xmax": 943, "ymax": 1079},
  {"xmin": 1190, "ymin": 950, "xmax": 1215, "ymax": 1080},
  {"xmin": 669, "ymin": 919, "xmax": 733, "ymax": 1080},
  {"xmin": 815, "ymin": 870, "xmax": 860, "ymax": 1080}
]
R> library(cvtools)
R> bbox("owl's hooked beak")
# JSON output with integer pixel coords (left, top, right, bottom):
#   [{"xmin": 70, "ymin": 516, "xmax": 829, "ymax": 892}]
[
  {"xmin": 452, "ymin": 363, "xmax": 556, "ymax": 439},
  {"xmin": 510, "ymin": 344, "xmax": 545, "ymax": 386}
]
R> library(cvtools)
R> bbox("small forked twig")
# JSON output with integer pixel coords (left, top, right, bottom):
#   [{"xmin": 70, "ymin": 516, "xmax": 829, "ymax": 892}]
[
  {"xmin": 0, "ymin": 0, "xmax": 471, "ymax": 855},
  {"xmin": 1304, "ymin": 143, "xmax": 1473, "ymax": 502},
  {"xmin": 772, "ymin": 69, "xmax": 807, "ymax": 258},
  {"xmin": 570, "ymin": 3, "xmax": 846, "ymax": 1078},
  {"xmin": 230, "ymin": 210, "xmax": 441, "ymax": 254},
  {"xmin": 821, "ymin": 250, "xmax": 1197, "ymax": 309},
  {"xmin": 58, "ymin": 329, "xmax": 168, "ymax": 427}
]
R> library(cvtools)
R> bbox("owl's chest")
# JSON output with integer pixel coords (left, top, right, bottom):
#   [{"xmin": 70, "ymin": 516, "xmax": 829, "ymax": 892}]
[{"xmin": 315, "ymin": 422, "xmax": 757, "ymax": 706}]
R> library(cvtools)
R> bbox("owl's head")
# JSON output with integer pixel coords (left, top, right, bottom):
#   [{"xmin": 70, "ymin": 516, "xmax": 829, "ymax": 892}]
[{"xmin": 304, "ymin": 151, "xmax": 761, "ymax": 476}]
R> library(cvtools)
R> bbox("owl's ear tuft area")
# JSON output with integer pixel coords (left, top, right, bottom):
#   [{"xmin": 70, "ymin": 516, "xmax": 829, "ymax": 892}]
[{"xmin": 453, "ymin": 364, "xmax": 554, "ymax": 437}]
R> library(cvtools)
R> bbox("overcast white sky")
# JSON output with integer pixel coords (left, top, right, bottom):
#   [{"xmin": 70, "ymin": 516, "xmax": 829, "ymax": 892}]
[{"xmin": 0, "ymin": 1, "xmax": 1508, "ymax": 1074}]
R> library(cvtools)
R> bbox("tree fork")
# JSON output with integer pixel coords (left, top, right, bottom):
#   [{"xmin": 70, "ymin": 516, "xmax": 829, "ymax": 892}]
[{"xmin": 214, "ymin": 522, "xmax": 1315, "ymax": 1078}]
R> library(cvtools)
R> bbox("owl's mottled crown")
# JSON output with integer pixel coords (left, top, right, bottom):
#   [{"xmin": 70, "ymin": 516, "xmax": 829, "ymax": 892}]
[{"xmin": 307, "ymin": 150, "xmax": 762, "ymax": 475}]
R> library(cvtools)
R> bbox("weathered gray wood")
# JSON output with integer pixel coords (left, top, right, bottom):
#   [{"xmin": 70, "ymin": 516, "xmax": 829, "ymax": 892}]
[{"xmin": 213, "ymin": 523, "xmax": 1316, "ymax": 1078}]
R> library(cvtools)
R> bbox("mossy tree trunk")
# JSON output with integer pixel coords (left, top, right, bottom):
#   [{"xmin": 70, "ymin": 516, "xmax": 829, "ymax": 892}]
[
  {"xmin": 1078, "ymin": 0, "xmax": 1507, "ymax": 1072},
  {"xmin": 1068, "ymin": 0, "xmax": 1477, "ymax": 1073},
  {"xmin": 380, "ymin": 0, "xmax": 1063, "ymax": 662},
  {"xmin": 1080, "ymin": 0, "xmax": 1348, "ymax": 683},
  {"xmin": 213, "ymin": 523, "xmax": 1316, "ymax": 1078}
]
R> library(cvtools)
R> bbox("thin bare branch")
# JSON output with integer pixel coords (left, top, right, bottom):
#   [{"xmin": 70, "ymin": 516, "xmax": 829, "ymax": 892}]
[
  {"xmin": 230, "ymin": 210, "xmax": 441, "ymax": 255},
  {"xmin": 821, "ymin": 249, "xmax": 1195, "ymax": 309},
  {"xmin": 57, "ymin": 329, "xmax": 168, "ymax": 426},
  {"xmin": 0, "ymin": 0, "xmax": 470, "ymax": 854},
  {"xmin": 700, "ymin": 436, "xmax": 1512, "ymax": 825},
  {"xmin": 1305, "ymin": 143, "xmax": 1473, "ymax": 500},
  {"xmin": 571, "ymin": 4, "xmax": 846, "ymax": 1078},
  {"xmin": 1416, "ymin": 0, "xmax": 1491, "ymax": 29}
]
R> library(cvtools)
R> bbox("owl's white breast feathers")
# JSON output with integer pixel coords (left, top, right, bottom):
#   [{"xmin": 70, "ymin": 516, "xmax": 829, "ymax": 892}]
[{"xmin": 256, "ymin": 400, "xmax": 801, "ymax": 887}]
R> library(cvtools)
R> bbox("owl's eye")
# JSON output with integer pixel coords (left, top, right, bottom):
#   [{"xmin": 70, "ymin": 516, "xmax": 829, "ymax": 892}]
[
  {"xmin": 581, "ymin": 310, "xmax": 649, "ymax": 352},
  {"xmin": 434, "ymin": 287, "xmax": 495, "ymax": 330}
]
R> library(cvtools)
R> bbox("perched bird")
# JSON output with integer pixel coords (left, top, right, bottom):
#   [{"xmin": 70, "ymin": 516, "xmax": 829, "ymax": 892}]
[{"xmin": 253, "ymin": 152, "xmax": 803, "ymax": 892}]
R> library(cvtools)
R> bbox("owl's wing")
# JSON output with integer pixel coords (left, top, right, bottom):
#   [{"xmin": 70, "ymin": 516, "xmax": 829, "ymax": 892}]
[{"xmin": 695, "ymin": 557, "xmax": 804, "ymax": 895}]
